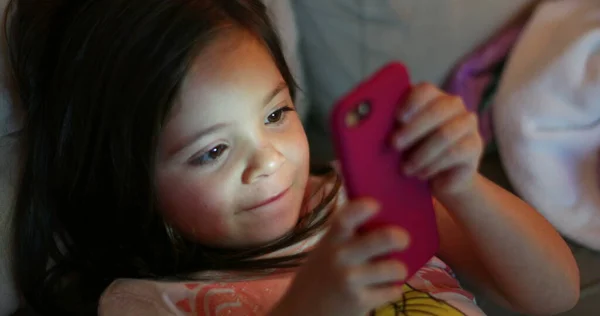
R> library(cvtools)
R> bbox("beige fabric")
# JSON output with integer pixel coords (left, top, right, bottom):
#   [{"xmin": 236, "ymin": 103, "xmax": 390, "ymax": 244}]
[{"xmin": 99, "ymin": 280, "xmax": 178, "ymax": 316}]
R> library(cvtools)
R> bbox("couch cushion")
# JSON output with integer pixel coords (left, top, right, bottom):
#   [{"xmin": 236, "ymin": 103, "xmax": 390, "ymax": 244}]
[
  {"xmin": 293, "ymin": 0, "xmax": 534, "ymax": 162},
  {"xmin": 262, "ymin": 0, "xmax": 308, "ymax": 122}
]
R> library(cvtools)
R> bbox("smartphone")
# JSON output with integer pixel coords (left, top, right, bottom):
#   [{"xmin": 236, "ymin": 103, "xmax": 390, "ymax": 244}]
[{"xmin": 329, "ymin": 62, "xmax": 439, "ymax": 279}]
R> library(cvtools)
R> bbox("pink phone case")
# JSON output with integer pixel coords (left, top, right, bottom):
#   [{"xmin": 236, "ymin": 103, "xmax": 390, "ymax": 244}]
[{"xmin": 330, "ymin": 62, "xmax": 439, "ymax": 280}]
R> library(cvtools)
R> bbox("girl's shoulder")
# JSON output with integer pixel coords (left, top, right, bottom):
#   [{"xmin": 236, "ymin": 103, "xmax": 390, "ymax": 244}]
[{"xmin": 99, "ymin": 278, "xmax": 179, "ymax": 315}]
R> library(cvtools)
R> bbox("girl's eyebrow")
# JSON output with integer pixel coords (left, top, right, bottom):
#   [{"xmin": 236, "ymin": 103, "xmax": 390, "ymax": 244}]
[{"xmin": 263, "ymin": 81, "xmax": 288, "ymax": 105}]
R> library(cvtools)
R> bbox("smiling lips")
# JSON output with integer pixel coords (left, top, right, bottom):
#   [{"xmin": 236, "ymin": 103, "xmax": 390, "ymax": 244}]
[{"xmin": 244, "ymin": 187, "xmax": 290, "ymax": 211}]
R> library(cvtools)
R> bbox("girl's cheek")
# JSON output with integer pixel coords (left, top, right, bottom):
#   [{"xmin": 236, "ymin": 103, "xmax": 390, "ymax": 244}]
[
  {"xmin": 157, "ymin": 173, "xmax": 232, "ymax": 241},
  {"xmin": 178, "ymin": 209, "xmax": 230, "ymax": 242},
  {"xmin": 164, "ymin": 190, "xmax": 232, "ymax": 242}
]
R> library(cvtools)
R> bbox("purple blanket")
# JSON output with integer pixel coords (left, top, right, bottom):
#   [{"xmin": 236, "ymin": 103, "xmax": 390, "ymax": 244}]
[{"xmin": 443, "ymin": 20, "xmax": 527, "ymax": 147}]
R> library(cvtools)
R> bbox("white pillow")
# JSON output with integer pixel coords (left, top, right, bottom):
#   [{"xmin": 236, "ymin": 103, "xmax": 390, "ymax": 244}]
[{"xmin": 494, "ymin": 0, "xmax": 600, "ymax": 251}]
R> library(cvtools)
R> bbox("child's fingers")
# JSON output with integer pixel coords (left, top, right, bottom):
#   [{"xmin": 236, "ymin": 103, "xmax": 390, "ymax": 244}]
[
  {"xmin": 337, "ymin": 227, "xmax": 410, "ymax": 266},
  {"xmin": 415, "ymin": 135, "xmax": 481, "ymax": 179},
  {"xmin": 348, "ymin": 260, "xmax": 408, "ymax": 287},
  {"xmin": 327, "ymin": 199, "xmax": 379, "ymax": 244},
  {"xmin": 397, "ymin": 83, "xmax": 441, "ymax": 122},
  {"xmin": 393, "ymin": 95, "xmax": 464, "ymax": 150},
  {"xmin": 403, "ymin": 113, "xmax": 476, "ymax": 174},
  {"xmin": 364, "ymin": 284, "xmax": 405, "ymax": 309}
]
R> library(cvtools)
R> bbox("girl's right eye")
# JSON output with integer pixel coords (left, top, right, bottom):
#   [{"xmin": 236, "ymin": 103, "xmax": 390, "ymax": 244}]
[{"xmin": 190, "ymin": 144, "xmax": 228, "ymax": 166}]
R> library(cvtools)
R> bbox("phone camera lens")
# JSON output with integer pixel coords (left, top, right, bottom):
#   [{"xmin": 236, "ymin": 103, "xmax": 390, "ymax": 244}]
[{"xmin": 357, "ymin": 102, "xmax": 371, "ymax": 118}]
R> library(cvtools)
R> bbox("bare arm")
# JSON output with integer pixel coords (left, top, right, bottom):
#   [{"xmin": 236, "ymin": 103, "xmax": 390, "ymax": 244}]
[
  {"xmin": 392, "ymin": 83, "xmax": 579, "ymax": 315},
  {"xmin": 436, "ymin": 174, "xmax": 580, "ymax": 315}
]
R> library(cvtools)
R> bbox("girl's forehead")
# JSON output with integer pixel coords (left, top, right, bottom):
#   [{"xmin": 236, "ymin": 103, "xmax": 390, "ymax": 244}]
[
  {"xmin": 158, "ymin": 31, "xmax": 287, "ymax": 154},
  {"xmin": 179, "ymin": 36, "xmax": 282, "ymax": 112}
]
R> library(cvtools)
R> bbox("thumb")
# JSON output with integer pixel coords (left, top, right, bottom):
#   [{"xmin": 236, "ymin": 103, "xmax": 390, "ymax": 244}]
[{"xmin": 326, "ymin": 198, "xmax": 379, "ymax": 244}]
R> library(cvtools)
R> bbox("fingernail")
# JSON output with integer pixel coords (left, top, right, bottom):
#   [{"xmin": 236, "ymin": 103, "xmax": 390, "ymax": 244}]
[
  {"xmin": 403, "ymin": 163, "xmax": 415, "ymax": 175},
  {"xmin": 401, "ymin": 107, "xmax": 416, "ymax": 123},
  {"xmin": 365, "ymin": 199, "xmax": 381, "ymax": 212},
  {"xmin": 395, "ymin": 136, "xmax": 406, "ymax": 149},
  {"xmin": 416, "ymin": 168, "xmax": 429, "ymax": 180},
  {"xmin": 358, "ymin": 208, "xmax": 377, "ymax": 223},
  {"xmin": 355, "ymin": 199, "xmax": 379, "ymax": 215}
]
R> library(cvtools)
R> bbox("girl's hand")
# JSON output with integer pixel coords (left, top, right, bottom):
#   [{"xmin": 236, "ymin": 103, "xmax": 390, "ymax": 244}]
[
  {"xmin": 393, "ymin": 83, "xmax": 484, "ymax": 198},
  {"xmin": 271, "ymin": 199, "xmax": 410, "ymax": 316}
]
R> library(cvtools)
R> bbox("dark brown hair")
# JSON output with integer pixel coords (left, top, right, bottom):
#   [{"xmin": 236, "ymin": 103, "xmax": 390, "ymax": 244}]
[{"xmin": 6, "ymin": 0, "xmax": 339, "ymax": 314}]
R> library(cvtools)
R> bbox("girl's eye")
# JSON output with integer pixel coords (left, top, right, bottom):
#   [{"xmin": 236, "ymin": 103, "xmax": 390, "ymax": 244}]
[
  {"xmin": 191, "ymin": 144, "xmax": 228, "ymax": 166},
  {"xmin": 266, "ymin": 106, "xmax": 294, "ymax": 125}
]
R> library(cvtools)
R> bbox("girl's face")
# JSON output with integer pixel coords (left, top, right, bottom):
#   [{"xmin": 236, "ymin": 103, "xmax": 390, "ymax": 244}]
[{"xmin": 155, "ymin": 31, "xmax": 310, "ymax": 248}]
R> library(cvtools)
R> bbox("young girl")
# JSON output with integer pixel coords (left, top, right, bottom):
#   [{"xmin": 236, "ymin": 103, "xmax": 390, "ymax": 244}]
[{"xmin": 7, "ymin": 0, "xmax": 579, "ymax": 315}]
